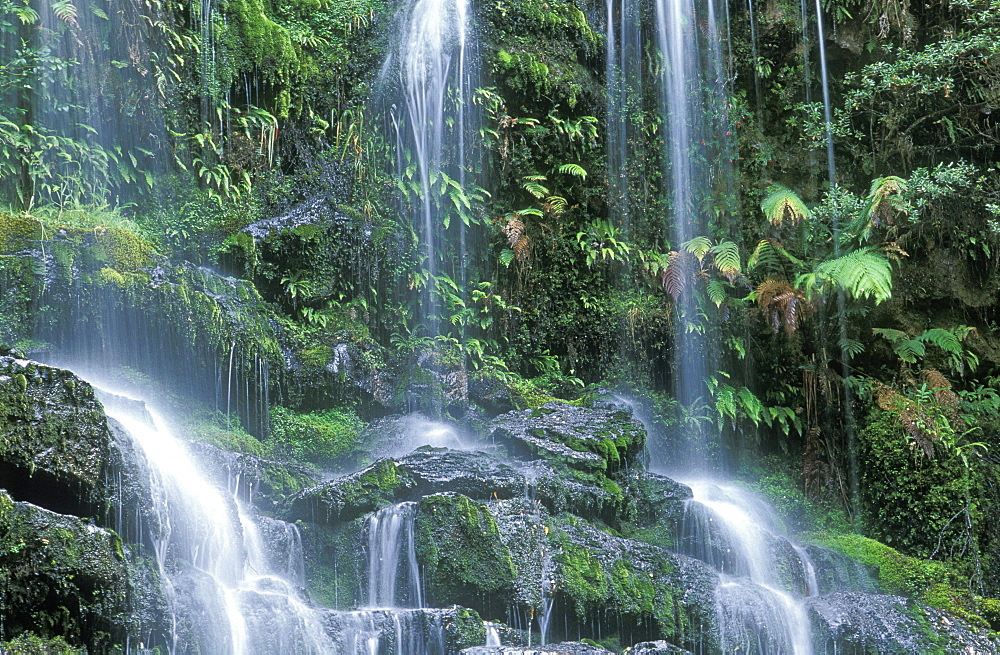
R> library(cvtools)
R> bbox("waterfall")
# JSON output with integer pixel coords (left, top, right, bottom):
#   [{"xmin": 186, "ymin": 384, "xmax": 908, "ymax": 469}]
[
  {"xmin": 366, "ymin": 503, "xmax": 424, "ymax": 609},
  {"xmin": 97, "ymin": 387, "xmax": 334, "ymax": 654},
  {"xmin": 679, "ymin": 480, "xmax": 817, "ymax": 654},
  {"xmin": 649, "ymin": 0, "xmax": 731, "ymax": 463},
  {"xmin": 382, "ymin": 0, "xmax": 479, "ymax": 335}
]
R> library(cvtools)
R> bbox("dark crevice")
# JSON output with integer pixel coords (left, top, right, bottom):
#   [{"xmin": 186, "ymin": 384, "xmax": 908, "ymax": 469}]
[{"xmin": 0, "ymin": 461, "xmax": 99, "ymax": 519}]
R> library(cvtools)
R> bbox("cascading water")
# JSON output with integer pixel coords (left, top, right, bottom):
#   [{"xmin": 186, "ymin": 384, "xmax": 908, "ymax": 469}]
[
  {"xmin": 382, "ymin": 0, "xmax": 478, "ymax": 334},
  {"xmin": 97, "ymin": 388, "xmax": 334, "ymax": 654},
  {"xmin": 679, "ymin": 480, "xmax": 817, "ymax": 654},
  {"xmin": 367, "ymin": 502, "xmax": 424, "ymax": 609},
  {"xmin": 651, "ymin": 0, "xmax": 732, "ymax": 462}
]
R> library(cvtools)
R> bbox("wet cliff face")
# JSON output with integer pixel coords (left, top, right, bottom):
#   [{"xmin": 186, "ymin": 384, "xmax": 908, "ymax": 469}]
[{"xmin": 0, "ymin": 352, "xmax": 168, "ymax": 651}]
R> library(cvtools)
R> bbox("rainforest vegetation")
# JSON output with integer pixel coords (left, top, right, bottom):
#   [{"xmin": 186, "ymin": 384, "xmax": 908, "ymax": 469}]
[{"xmin": 3, "ymin": 0, "xmax": 1000, "ymax": 651}]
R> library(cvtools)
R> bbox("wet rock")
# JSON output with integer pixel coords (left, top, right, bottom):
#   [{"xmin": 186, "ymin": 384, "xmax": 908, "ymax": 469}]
[
  {"xmin": 462, "ymin": 642, "xmax": 615, "ymax": 654},
  {"xmin": 415, "ymin": 493, "xmax": 518, "ymax": 612},
  {"xmin": 323, "ymin": 606, "xmax": 485, "ymax": 652},
  {"xmin": 624, "ymin": 641, "xmax": 692, "ymax": 654},
  {"xmin": 0, "ymin": 356, "xmax": 113, "ymax": 516},
  {"xmin": 489, "ymin": 402, "xmax": 646, "ymax": 472},
  {"xmin": 0, "ymin": 491, "xmax": 132, "ymax": 651},
  {"xmin": 186, "ymin": 441, "xmax": 320, "ymax": 511},
  {"xmin": 285, "ymin": 447, "xmax": 524, "ymax": 525},
  {"xmin": 486, "ymin": 498, "xmax": 718, "ymax": 650},
  {"xmin": 521, "ymin": 460, "xmax": 624, "ymax": 526},
  {"xmin": 619, "ymin": 471, "xmax": 692, "ymax": 528},
  {"xmin": 807, "ymin": 592, "xmax": 999, "ymax": 653}
]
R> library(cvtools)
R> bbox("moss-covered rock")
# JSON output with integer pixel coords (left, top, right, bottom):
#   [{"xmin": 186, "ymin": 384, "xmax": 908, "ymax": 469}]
[
  {"xmin": 285, "ymin": 447, "xmax": 525, "ymax": 525},
  {"xmin": 0, "ymin": 357, "xmax": 114, "ymax": 516},
  {"xmin": 415, "ymin": 493, "xmax": 518, "ymax": 612},
  {"xmin": 489, "ymin": 402, "xmax": 646, "ymax": 473},
  {"xmin": 0, "ymin": 491, "xmax": 132, "ymax": 651}
]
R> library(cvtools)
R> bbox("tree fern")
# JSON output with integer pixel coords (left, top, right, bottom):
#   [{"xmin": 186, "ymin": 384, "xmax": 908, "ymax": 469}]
[
  {"xmin": 867, "ymin": 175, "xmax": 908, "ymax": 227},
  {"xmin": 681, "ymin": 236, "xmax": 712, "ymax": 261},
  {"xmin": 761, "ymin": 184, "xmax": 809, "ymax": 226},
  {"xmin": 557, "ymin": 163, "xmax": 588, "ymax": 180},
  {"xmin": 814, "ymin": 247, "xmax": 893, "ymax": 304},
  {"xmin": 661, "ymin": 251, "xmax": 689, "ymax": 300},
  {"xmin": 710, "ymin": 240, "xmax": 741, "ymax": 281}
]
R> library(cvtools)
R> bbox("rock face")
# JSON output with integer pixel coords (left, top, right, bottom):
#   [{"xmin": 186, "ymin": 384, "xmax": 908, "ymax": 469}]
[
  {"xmin": 489, "ymin": 402, "xmax": 645, "ymax": 473},
  {"xmin": 0, "ymin": 491, "xmax": 131, "ymax": 652},
  {"xmin": 0, "ymin": 356, "xmax": 114, "ymax": 516},
  {"xmin": 807, "ymin": 592, "xmax": 1000, "ymax": 653},
  {"xmin": 285, "ymin": 447, "xmax": 526, "ymax": 524}
]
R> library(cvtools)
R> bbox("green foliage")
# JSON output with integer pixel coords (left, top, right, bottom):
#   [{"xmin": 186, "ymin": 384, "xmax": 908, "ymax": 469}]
[
  {"xmin": 267, "ymin": 406, "xmax": 365, "ymax": 467},
  {"xmin": 802, "ymin": 247, "xmax": 893, "ymax": 304},
  {"xmin": 760, "ymin": 184, "xmax": 809, "ymax": 226}
]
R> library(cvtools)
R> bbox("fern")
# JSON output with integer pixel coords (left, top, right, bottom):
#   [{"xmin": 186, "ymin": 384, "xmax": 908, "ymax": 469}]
[
  {"xmin": 756, "ymin": 279, "xmax": 809, "ymax": 333},
  {"xmin": 815, "ymin": 247, "xmax": 893, "ymax": 304},
  {"xmin": 558, "ymin": 163, "xmax": 588, "ymax": 180},
  {"xmin": 681, "ymin": 236, "xmax": 712, "ymax": 261},
  {"xmin": 920, "ymin": 328, "xmax": 961, "ymax": 355},
  {"xmin": 52, "ymin": 0, "xmax": 78, "ymax": 24},
  {"xmin": 747, "ymin": 239, "xmax": 780, "ymax": 272},
  {"xmin": 522, "ymin": 181, "xmax": 549, "ymax": 199},
  {"xmin": 661, "ymin": 251, "xmax": 688, "ymax": 300},
  {"xmin": 710, "ymin": 240, "xmax": 741, "ymax": 281},
  {"xmin": 706, "ymin": 279, "xmax": 727, "ymax": 307},
  {"xmin": 873, "ymin": 327, "xmax": 926, "ymax": 362},
  {"xmin": 761, "ymin": 184, "xmax": 809, "ymax": 226},
  {"xmin": 499, "ymin": 249, "xmax": 515, "ymax": 268},
  {"xmin": 867, "ymin": 175, "xmax": 908, "ymax": 227}
]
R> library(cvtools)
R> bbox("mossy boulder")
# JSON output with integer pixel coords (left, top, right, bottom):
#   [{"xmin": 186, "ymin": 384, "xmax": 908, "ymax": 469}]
[
  {"xmin": 298, "ymin": 517, "xmax": 367, "ymax": 610},
  {"xmin": 806, "ymin": 592, "xmax": 998, "ymax": 653},
  {"xmin": 0, "ymin": 356, "xmax": 114, "ymax": 516},
  {"xmin": 415, "ymin": 493, "xmax": 518, "ymax": 613},
  {"xmin": 285, "ymin": 448, "xmax": 524, "ymax": 525},
  {"xmin": 0, "ymin": 491, "xmax": 133, "ymax": 651},
  {"xmin": 488, "ymin": 402, "xmax": 646, "ymax": 473}
]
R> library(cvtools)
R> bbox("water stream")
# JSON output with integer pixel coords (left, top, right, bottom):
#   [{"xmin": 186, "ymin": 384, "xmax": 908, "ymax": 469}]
[
  {"xmin": 96, "ymin": 387, "xmax": 334, "ymax": 654},
  {"xmin": 679, "ymin": 480, "xmax": 817, "ymax": 654}
]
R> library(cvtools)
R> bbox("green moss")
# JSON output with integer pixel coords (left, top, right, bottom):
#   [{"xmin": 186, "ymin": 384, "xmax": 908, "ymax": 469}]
[
  {"xmin": 414, "ymin": 494, "xmax": 517, "ymax": 608},
  {"xmin": 266, "ymin": 406, "xmax": 365, "ymax": 467},
  {"xmin": 0, "ymin": 214, "xmax": 42, "ymax": 253}
]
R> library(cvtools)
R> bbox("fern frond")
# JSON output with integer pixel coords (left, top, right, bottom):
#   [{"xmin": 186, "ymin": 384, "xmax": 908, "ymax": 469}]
[
  {"xmin": 710, "ymin": 240, "xmax": 742, "ymax": 281},
  {"xmin": 920, "ymin": 328, "xmax": 962, "ymax": 355},
  {"xmin": 557, "ymin": 163, "xmax": 588, "ymax": 180},
  {"xmin": 706, "ymin": 279, "xmax": 727, "ymax": 307},
  {"xmin": 681, "ymin": 236, "xmax": 712, "ymax": 261},
  {"xmin": 52, "ymin": 0, "xmax": 78, "ymax": 24},
  {"xmin": 756, "ymin": 278, "xmax": 809, "ymax": 333},
  {"xmin": 661, "ymin": 251, "xmax": 688, "ymax": 300},
  {"xmin": 761, "ymin": 184, "xmax": 809, "ymax": 226},
  {"xmin": 522, "ymin": 181, "xmax": 549, "ymax": 199},
  {"xmin": 867, "ymin": 175, "xmax": 908, "ymax": 227},
  {"xmin": 747, "ymin": 239, "xmax": 779, "ymax": 272},
  {"xmin": 815, "ymin": 247, "xmax": 893, "ymax": 304}
]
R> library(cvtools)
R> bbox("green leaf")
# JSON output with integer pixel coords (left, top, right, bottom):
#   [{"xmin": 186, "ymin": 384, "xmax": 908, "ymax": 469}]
[
  {"xmin": 706, "ymin": 279, "xmax": 727, "ymax": 307},
  {"xmin": 761, "ymin": 184, "xmax": 809, "ymax": 225},
  {"xmin": 681, "ymin": 236, "xmax": 712, "ymax": 261},
  {"xmin": 815, "ymin": 247, "xmax": 893, "ymax": 304},
  {"xmin": 557, "ymin": 163, "xmax": 587, "ymax": 180}
]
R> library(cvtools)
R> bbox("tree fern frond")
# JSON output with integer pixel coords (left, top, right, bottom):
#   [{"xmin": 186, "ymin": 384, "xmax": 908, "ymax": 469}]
[
  {"xmin": 710, "ymin": 240, "xmax": 742, "ymax": 280},
  {"xmin": 681, "ymin": 236, "xmax": 712, "ymax": 261},
  {"xmin": 557, "ymin": 163, "xmax": 588, "ymax": 180},
  {"xmin": 52, "ymin": 0, "xmax": 78, "ymax": 24},
  {"xmin": 706, "ymin": 279, "xmax": 727, "ymax": 307},
  {"xmin": 815, "ymin": 247, "xmax": 893, "ymax": 304},
  {"xmin": 661, "ymin": 251, "xmax": 688, "ymax": 300},
  {"xmin": 920, "ymin": 328, "xmax": 962, "ymax": 354},
  {"xmin": 761, "ymin": 184, "xmax": 809, "ymax": 226},
  {"xmin": 747, "ymin": 239, "xmax": 779, "ymax": 272},
  {"xmin": 522, "ymin": 181, "xmax": 549, "ymax": 199},
  {"xmin": 867, "ymin": 175, "xmax": 908, "ymax": 227}
]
